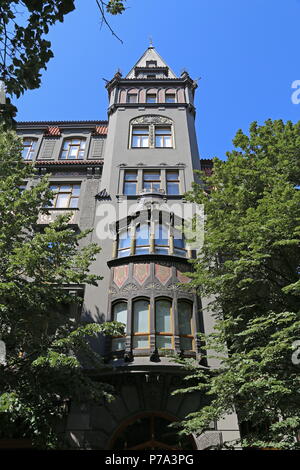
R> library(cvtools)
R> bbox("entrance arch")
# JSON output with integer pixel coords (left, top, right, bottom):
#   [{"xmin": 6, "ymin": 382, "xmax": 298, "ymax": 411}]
[{"xmin": 109, "ymin": 412, "xmax": 196, "ymax": 450}]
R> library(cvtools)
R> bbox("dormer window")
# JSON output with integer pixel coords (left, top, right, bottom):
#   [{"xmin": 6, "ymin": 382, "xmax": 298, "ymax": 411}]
[{"xmin": 59, "ymin": 138, "xmax": 86, "ymax": 160}]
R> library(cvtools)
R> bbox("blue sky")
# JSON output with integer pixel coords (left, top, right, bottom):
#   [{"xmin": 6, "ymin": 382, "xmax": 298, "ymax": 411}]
[{"xmin": 14, "ymin": 0, "xmax": 300, "ymax": 160}]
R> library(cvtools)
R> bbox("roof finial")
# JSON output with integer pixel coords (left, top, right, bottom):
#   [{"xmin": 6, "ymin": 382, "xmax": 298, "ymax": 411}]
[{"xmin": 149, "ymin": 36, "xmax": 153, "ymax": 48}]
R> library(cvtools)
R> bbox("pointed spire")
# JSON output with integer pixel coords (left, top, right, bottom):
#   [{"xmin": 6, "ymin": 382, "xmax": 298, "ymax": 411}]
[{"xmin": 126, "ymin": 47, "xmax": 177, "ymax": 79}]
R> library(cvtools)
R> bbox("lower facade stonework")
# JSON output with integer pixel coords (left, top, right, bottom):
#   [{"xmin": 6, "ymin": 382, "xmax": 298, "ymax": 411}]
[{"xmin": 64, "ymin": 370, "xmax": 240, "ymax": 450}]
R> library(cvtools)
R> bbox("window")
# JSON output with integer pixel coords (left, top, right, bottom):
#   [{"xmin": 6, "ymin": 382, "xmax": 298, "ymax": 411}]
[
  {"xmin": 110, "ymin": 298, "xmax": 195, "ymax": 354},
  {"xmin": 22, "ymin": 138, "xmax": 37, "ymax": 160},
  {"xmin": 166, "ymin": 170, "xmax": 180, "ymax": 195},
  {"xmin": 117, "ymin": 229, "xmax": 131, "ymax": 258},
  {"xmin": 165, "ymin": 94, "xmax": 176, "ymax": 103},
  {"xmin": 173, "ymin": 228, "xmax": 186, "ymax": 257},
  {"xmin": 59, "ymin": 138, "xmax": 86, "ymax": 160},
  {"xmin": 146, "ymin": 60, "xmax": 157, "ymax": 67},
  {"xmin": 146, "ymin": 93, "xmax": 156, "ymax": 103},
  {"xmin": 122, "ymin": 169, "xmax": 181, "ymax": 196},
  {"xmin": 48, "ymin": 184, "xmax": 80, "ymax": 208},
  {"xmin": 155, "ymin": 299, "xmax": 173, "ymax": 349},
  {"xmin": 130, "ymin": 115, "xmax": 174, "ymax": 149},
  {"xmin": 127, "ymin": 93, "xmax": 138, "ymax": 103},
  {"xmin": 112, "ymin": 302, "xmax": 127, "ymax": 351},
  {"xmin": 154, "ymin": 224, "xmax": 169, "ymax": 255},
  {"xmin": 178, "ymin": 301, "xmax": 194, "ymax": 350},
  {"xmin": 135, "ymin": 224, "xmax": 150, "ymax": 255},
  {"xmin": 133, "ymin": 299, "xmax": 150, "ymax": 349},
  {"xmin": 131, "ymin": 127, "xmax": 149, "ymax": 148},
  {"xmin": 143, "ymin": 171, "xmax": 161, "ymax": 192},
  {"xmin": 155, "ymin": 127, "xmax": 172, "ymax": 148},
  {"xmin": 116, "ymin": 212, "xmax": 187, "ymax": 258},
  {"xmin": 147, "ymin": 75, "xmax": 156, "ymax": 80},
  {"xmin": 124, "ymin": 170, "xmax": 138, "ymax": 195}
]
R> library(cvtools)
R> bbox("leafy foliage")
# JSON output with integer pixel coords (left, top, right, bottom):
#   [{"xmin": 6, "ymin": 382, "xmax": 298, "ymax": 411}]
[
  {"xmin": 0, "ymin": 0, "xmax": 126, "ymax": 124},
  {"xmin": 0, "ymin": 127, "xmax": 124, "ymax": 448},
  {"xmin": 177, "ymin": 120, "xmax": 300, "ymax": 449}
]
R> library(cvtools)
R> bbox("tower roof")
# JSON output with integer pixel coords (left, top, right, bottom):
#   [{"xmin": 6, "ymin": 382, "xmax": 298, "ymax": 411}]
[{"xmin": 125, "ymin": 46, "xmax": 177, "ymax": 79}]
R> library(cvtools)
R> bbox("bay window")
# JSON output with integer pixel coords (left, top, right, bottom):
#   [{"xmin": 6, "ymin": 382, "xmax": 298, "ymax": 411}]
[{"xmin": 59, "ymin": 138, "xmax": 86, "ymax": 160}]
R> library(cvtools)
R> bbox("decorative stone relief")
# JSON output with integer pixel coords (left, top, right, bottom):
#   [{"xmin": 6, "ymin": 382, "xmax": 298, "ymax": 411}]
[
  {"xmin": 131, "ymin": 115, "xmax": 172, "ymax": 125},
  {"xmin": 119, "ymin": 283, "xmax": 138, "ymax": 293},
  {"xmin": 154, "ymin": 264, "xmax": 172, "ymax": 285},
  {"xmin": 176, "ymin": 270, "xmax": 191, "ymax": 284},
  {"xmin": 113, "ymin": 266, "xmax": 129, "ymax": 288},
  {"xmin": 133, "ymin": 264, "xmax": 150, "ymax": 285}
]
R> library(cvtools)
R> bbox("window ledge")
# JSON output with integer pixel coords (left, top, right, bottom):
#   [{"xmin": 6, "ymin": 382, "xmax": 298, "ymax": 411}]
[{"xmin": 107, "ymin": 253, "xmax": 191, "ymax": 267}]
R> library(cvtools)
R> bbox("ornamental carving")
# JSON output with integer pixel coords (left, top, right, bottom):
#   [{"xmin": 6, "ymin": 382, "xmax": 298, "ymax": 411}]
[
  {"xmin": 133, "ymin": 264, "xmax": 150, "ymax": 285},
  {"xmin": 113, "ymin": 265, "xmax": 129, "ymax": 288},
  {"xmin": 155, "ymin": 264, "xmax": 172, "ymax": 285},
  {"xmin": 119, "ymin": 283, "xmax": 139, "ymax": 293},
  {"xmin": 177, "ymin": 270, "xmax": 191, "ymax": 284},
  {"xmin": 131, "ymin": 115, "xmax": 173, "ymax": 125}
]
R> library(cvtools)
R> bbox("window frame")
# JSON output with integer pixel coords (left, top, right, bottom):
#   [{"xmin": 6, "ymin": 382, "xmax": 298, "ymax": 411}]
[
  {"xmin": 59, "ymin": 138, "xmax": 86, "ymax": 160},
  {"xmin": 155, "ymin": 126, "xmax": 173, "ymax": 148},
  {"xmin": 155, "ymin": 298, "xmax": 174, "ymax": 350},
  {"xmin": 22, "ymin": 138, "xmax": 37, "ymax": 160},
  {"xmin": 132, "ymin": 298, "xmax": 150, "ymax": 349},
  {"xmin": 131, "ymin": 127, "xmax": 150, "ymax": 148},
  {"xmin": 178, "ymin": 300, "xmax": 194, "ymax": 351},
  {"xmin": 47, "ymin": 183, "xmax": 81, "ymax": 209},
  {"xmin": 123, "ymin": 170, "xmax": 138, "ymax": 195},
  {"xmin": 111, "ymin": 301, "xmax": 128, "ymax": 352}
]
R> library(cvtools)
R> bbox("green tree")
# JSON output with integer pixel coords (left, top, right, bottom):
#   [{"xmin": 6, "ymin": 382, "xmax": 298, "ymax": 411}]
[
  {"xmin": 0, "ymin": 127, "xmax": 124, "ymax": 448},
  {"xmin": 0, "ymin": 0, "xmax": 126, "ymax": 125},
  {"xmin": 176, "ymin": 119, "xmax": 300, "ymax": 449}
]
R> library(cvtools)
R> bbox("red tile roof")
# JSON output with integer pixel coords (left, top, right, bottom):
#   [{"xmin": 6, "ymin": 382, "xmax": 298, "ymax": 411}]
[
  {"xmin": 93, "ymin": 125, "xmax": 108, "ymax": 135},
  {"xmin": 44, "ymin": 126, "xmax": 61, "ymax": 136},
  {"xmin": 33, "ymin": 160, "xmax": 104, "ymax": 165}
]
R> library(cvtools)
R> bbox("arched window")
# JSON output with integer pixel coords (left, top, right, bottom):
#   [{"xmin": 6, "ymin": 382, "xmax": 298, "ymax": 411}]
[
  {"xmin": 127, "ymin": 88, "xmax": 139, "ymax": 103},
  {"xmin": 165, "ymin": 88, "xmax": 177, "ymax": 103},
  {"xmin": 155, "ymin": 299, "xmax": 173, "ymax": 349},
  {"xmin": 112, "ymin": 301, "xmax": 127, "ymax": 351},
  {"xmin": 178, "ymin": 301, "xmax": 194, "ymax": 351},
  {"xmin": 146, "ymin": 89, "xmax": 157, "ymax": 103},
  {"xmin": 132, "ymin": 299, "xmax": 150, "ymax": 349},
  {"xmin": 59, "ymin": 138, "xmax": 86, "ymax": 160}
]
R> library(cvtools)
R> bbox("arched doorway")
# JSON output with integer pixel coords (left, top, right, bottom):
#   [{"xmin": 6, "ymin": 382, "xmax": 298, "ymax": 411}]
[{"xmin": 109, "ymin": 412, "xmax": 196, "ymax": 450}]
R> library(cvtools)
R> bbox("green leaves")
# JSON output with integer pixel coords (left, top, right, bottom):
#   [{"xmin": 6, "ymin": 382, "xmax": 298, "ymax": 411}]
[
  {"xmin": 0, "ymin": 126, "xmax": 123, "ymax": 447},
  {"xmin": 178, "ymin": 119, "xmax": 300, "ymax": 449}
]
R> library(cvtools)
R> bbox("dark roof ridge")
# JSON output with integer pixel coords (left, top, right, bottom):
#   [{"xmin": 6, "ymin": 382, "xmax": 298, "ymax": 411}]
[{"xmin": 17, "ymin": 120, "xmax": 108, "ymax": 125}]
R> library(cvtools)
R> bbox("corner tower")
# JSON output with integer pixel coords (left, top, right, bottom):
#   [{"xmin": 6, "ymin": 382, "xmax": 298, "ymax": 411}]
[{"xmin": 69, "ymin": 46, "xmax": 240, "ymax": 450}]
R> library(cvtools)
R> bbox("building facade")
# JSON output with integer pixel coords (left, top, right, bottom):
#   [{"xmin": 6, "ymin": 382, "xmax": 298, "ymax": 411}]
[{"xmin": 17, "ymin": 47, "xmax": 239, "ymax": 450}]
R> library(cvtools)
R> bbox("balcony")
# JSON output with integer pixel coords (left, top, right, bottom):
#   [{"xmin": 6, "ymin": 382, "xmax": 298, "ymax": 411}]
[{"xmin": 37, "ymin": 208, "xmax": 79, "ymax": 226}]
